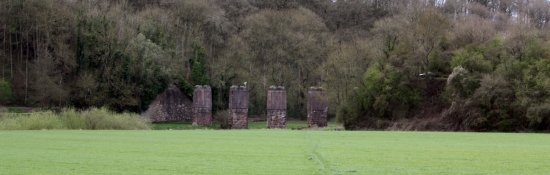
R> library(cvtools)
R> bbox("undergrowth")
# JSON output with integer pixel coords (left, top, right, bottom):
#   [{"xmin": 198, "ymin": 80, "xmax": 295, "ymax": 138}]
[{"xmin": 0, "ymin": 108, "xmax": 150, "ymax": 130}]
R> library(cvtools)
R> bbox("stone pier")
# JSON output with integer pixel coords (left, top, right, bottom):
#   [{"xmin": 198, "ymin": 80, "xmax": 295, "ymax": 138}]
[
  {"xmin": 307, "ymin": 87, "xmax": 328, "ymax": 128},
  {"xmin": 267, "ymin": 86, "xmax": 286, "ymax": 128},
  {"xmin": 229, "ymin": 85, "xmax": 249, "ymax": 129},
  {"xmin": 192, "ymin": 85, "xmax": 212, "ymax": 126}
]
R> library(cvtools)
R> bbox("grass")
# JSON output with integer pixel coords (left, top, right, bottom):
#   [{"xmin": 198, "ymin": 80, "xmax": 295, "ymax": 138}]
[
  {"xmin": 0, "ymin": 108, "xmax": 150, "ymax": 130},
  {"xmin": 0, "ymin": 106, "xmax": 35, "ymax": 113},
  {"xmin": 0, "ymin": 130, "xmax": 548, "ymax": 175}
]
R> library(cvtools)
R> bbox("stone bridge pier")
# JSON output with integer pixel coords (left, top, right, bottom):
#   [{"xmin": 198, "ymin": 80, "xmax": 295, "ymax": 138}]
[
  {"xmin": 307, "ymin": 87, "xmax": 328, "ymax": 128},
  {"xmin": 267, "ymin": 86, "xmax": 286, "ymax": 128},
  {"xmin": 193, "ymin": 85, "xmax": 212, "ymax": 126},
  {"xmin": 229, "ymin": 85, "xmax": 249, "ymax": 129}
]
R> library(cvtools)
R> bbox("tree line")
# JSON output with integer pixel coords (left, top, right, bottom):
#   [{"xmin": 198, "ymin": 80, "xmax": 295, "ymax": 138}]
[{"xmin": 1, "ymin": 0, "xmax": 550, "ymax": 131}]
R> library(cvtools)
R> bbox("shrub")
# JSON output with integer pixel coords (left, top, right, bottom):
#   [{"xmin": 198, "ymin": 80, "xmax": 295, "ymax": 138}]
[
  {"xmin": 0, "ymin": 112, "xmax": 63, "ymax": 130},
  {"xmin": 469, "ymin": 75, "xmax": 518, "ymax": 131},
  {"xmin": 0, "ymin": 80, "xmax": 13, "ymax": 105},
  {"xmin": 338, "ymin": 63, "xmax": 420, "ymax": 129},
  {"xmin": 450, "ymin": 40, "xmax": 502, "ymax": 74},
  {"xmin": 336, "ymin": 87, "xmax": 363, "ymax": 127},
  {"xmin": 0, "ymin": 108, "xmax": 150, "ymax": 130},
  {"xmin": 59, "ymin": 108, "xmax": 87, "ymax": 129},
  {"xmin": 177, "ymin": 77, "xmax": 195, "ymax": 97},
  {"xmin": 214, "ymin": 110, "xmax": 232, "ymax": 129},
  {"xmin": 445, "ymin": 66, "xmax": 481, "ymax": 99},
  {"xmin": 526, "ymin": 103, "xmax": 550, "ymax": 131},
  {"xmin": 443, "ymin": 75, "xmax": 520, "ymax": 131}
]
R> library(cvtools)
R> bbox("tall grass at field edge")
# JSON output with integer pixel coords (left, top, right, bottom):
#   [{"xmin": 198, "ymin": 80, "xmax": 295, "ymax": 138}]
[{"xmin": 0, "ymin": 108, "xmax": 150, "ymax": 130}]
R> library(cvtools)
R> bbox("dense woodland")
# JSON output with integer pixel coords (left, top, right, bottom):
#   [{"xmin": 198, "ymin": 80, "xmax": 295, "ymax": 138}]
[{"xmin": 1, "ymin": 0, "xmax": 550, "ymax": 131}]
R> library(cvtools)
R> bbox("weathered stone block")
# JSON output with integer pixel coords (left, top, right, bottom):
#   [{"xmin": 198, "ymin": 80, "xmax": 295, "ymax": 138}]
[
  {"xmin": 308, "ymin": 87, "xmax": 328, "ymax": 127},
  {"xmin": 267, "ymin": 86, "xmax": 286, "ymax": 128},
  {"xmin": 229, "ymin": 85, "xmax": 248, "ymax": 129},
  {"xmin": 267, "ymin": 109, "xmax": 286, "ymax": 128},
  {"xmin": 230, "ymin": 108, "xmax": 248, "ymax": 129},
  {"xmin": 192, "ymin": 85, "xmax": 212, "ymax": 126},
  {"xmin": 143, "ymin": 84, "xmax": 193, "ymax": 122}
]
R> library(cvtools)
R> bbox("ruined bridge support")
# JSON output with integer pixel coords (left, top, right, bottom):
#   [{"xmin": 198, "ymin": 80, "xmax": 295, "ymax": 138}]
[
  {"xmin": 267, "ymin": 86, "xmax": 286, "ymax": 128},
  {"xmin": 308, "ymin": 87, "xmax": 328, "ymax": 128},
  {"xmin": 193, "ymin": 85, "xmax": 212, "ymax": 126},
  {"xmin": 229, "ymin": 85, "xmax": 249, "ymax": 129}
]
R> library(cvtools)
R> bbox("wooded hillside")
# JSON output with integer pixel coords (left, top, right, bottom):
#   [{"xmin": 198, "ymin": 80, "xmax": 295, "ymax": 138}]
[{"xmin": 2, "ymin": 0, "xmax": 550, "ymax": 131}]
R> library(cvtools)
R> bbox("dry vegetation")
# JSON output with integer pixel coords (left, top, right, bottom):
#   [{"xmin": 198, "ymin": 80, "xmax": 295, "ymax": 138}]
[{"xmin": 0, "ymin": 108, "xmax": 150, "ymax": 130}]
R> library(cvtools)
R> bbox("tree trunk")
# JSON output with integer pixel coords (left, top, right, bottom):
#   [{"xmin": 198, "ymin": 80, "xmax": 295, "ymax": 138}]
[
  {"xmin": 2, "ymin": 24, "xmax": 5, "ymax": 80},
  {"xmin": 19, "ymin": 29, "xmax": 23, "ymax": 67},
  {"xmin": 7, "ymin": 0, "xmax": 13, "ymax": 80},
  {"xmin": 35, "ymin": 24, "xmax": 39, "ymax": 62},
  {"xmin": 25, "ymin": 30, "xmax": 29, "ymax": 104},
  {"xmin": 9, "ymin": 29, "xmax": 13, "ymax": 80}
]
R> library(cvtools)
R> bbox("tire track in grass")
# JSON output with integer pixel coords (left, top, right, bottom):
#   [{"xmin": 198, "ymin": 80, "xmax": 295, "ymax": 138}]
[{"xmin": 305, "ymin": 132, "xmax": 332, "ymax": 175}]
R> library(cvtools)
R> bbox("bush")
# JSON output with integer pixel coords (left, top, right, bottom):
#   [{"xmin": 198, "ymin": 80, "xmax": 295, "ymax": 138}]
[
  {"xmin": 0, "ymin": 108, "xmax": 150, "ymax": 130},
  {"xmin": 58, "ymin": 108, "xmax": 87, "ymax": 129},
  {"xmin": 526, "ymin": 103, "xmax": 550, "ymax": 131},
  {"xmin": 177, "ymin": 76, "xmax": 194, "ymax": 97},
  {"xmin": 77, "ymin": 108, "xmax": 151, "ymax": 130},
  {"xmin": 336, "ymin": 89, "xmax": 363, "ymax": 129},
  {"xmin": 443, "ymin": 75, "xmax": 520, "ymax": 131},
  {"xmin": 450, "ymin": 39, "xmax": 504, "ymax": 74},
  {"xmin": 214, "ymin": 110, "xmax": 232, "ymax": 129},
  {"xmin": 0, "ymin": 80, "xmax": 13, "ymax": 105},
  {"xmin": 445, "ymin": 66, "xmax": 480, "ymax": 99},
  {"xmin": 338, "ymin": 63, "xmax": 420, "ymax": 129},
  {"xmin": 0, "ymin": 112, "xmax": 63, "ymax": 130}
]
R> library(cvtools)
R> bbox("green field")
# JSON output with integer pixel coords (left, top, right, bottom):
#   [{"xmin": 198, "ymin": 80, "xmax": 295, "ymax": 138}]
[{"xmin": 1, "ymin": 130, "xmax": 549, "ymax": 175}]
